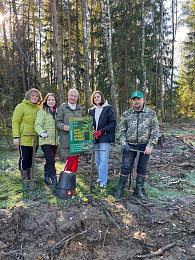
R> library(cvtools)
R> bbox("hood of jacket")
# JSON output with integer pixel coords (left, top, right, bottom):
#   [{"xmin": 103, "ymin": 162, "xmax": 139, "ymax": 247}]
[{"xmin": 22, "ymin": 98, "xmax": 40, "ymax": 108}]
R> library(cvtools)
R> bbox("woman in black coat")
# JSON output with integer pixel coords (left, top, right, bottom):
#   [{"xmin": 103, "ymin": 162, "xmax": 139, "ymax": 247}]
[{"xmin": 89, "ymin": 91, "xmax": 116, "ymax": 189}]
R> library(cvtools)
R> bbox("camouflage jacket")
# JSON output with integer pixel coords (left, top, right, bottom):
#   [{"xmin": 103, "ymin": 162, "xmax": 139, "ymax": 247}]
[{"xmin": 119, "ymin": 106, "xmax": 159, "ymax": 149}]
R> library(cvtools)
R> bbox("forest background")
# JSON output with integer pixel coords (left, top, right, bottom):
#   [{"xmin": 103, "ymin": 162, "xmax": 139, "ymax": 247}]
[{"xmin": 0, "ymin": 0, "xmax": 194, "ymax": 137}]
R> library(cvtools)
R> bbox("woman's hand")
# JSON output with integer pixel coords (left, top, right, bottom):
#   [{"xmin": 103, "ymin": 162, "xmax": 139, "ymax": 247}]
[
  {"xmin": 63, "ymin": 125, "xmax": 70, "ymax": 131},
  {"xmin": 40, "ymin": 132, "xmax": 48, "ymax": 138},
  {"xmin": 14, "ymin": 138, "xmax": 20, "ymax": 147},
  {"xmin": 94, "ymin": 130, "xmax": 102, "ymax": 140}
]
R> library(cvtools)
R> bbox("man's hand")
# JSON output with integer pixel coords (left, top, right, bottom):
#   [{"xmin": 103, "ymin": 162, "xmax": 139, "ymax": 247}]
[
  {"xmin": 122, "ymin": 144, "xmax": 131, "ymax": 152},
  {"xmin": 63, "ymin": 125, "xmax": 70, "ymax": 131},
  {"xmin": 14, "ymin": 138, "xmax": 20, "ymax": 148},
  {"xmin": 40, "ymin": 132, "xmax": 48, "ymax": 138},
  {"xmin": 144, "ymin": 146, "xmax": 152, "ymax": 155}
]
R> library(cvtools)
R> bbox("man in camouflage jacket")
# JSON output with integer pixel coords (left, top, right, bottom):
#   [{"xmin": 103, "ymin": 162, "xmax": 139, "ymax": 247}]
[{"xmin": 115, "ymin": 91, "xmax": 159, "ymax": 199}]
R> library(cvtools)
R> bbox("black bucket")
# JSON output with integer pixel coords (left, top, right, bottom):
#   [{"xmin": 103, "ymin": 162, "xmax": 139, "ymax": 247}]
[{"xmin": 56, "ymin": 171, "xmax": 76, "ymax": 199}]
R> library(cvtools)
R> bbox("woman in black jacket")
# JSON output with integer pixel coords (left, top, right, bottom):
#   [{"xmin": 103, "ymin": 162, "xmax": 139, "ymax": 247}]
[{"xmin": 89, "ymin": 91, "xmax": 116, "ymax": 188}]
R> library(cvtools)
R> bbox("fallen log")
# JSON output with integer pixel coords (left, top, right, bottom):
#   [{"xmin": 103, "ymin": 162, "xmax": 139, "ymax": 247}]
[
  {"xmin": 136, "ymin": 242, "xmax": 176, "ymax": 259},
  {"xmin": 179, "ymin": 162, "xmax": 195, "ymax": 168},
  {"xmin": 166, "ymin": 179, "xmax": 186, "ymax": 186}
]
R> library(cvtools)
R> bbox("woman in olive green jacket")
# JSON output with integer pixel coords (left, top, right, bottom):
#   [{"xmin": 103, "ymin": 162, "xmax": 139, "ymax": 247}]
[
  {"xmin": 35, "ymin": 93, "xmax": 59, "ymax": 186},
  {"xmin": 12, "ymin": 88, "xmax": 42, "ymax": 183},
  {"xmin": 56, "ymin": 89, "xmax": 85, "ymax": 173}
]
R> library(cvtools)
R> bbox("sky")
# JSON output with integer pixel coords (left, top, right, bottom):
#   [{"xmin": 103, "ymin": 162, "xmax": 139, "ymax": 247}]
[
  {"xmin": 174, "ymin": 25, "xmax": 188, "ymax": 68},
  {"xmin": 165, "ymin": 0, "xmax": 189, "ymax": 70}
]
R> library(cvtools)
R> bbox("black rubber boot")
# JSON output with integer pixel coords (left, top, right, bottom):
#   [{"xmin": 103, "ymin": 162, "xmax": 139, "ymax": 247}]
[
  {"xmin": 44, "ymin": 171, "xmax": 52, "ymax": 185},
  {"xmin": 21, "ymin": 170, "xmax": 29, "ymax": 183},
  {"xmin": 136, "ymin": 175, "xmax": 145, "ymax": 199},
  {"xmin": 50, "ymin": 174, "xmax": 57, "ymax": 186},
  {"xmin": 114, "ymin": 176, "xmax": 128, "ymax": 198}
]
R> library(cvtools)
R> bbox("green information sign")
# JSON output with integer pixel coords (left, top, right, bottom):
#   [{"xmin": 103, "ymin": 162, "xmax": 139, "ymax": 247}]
[{"xmin": 69, "ymin": 116, "xmax": 94, "ymax": 154}]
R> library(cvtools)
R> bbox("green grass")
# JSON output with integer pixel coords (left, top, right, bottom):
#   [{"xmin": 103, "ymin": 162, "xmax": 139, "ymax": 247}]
[
  {"xmin": 166, "ymin": 130, "xmax": 195, "ymax": 135},
  {"xmin": 0, "ymin": 149, "xmax": 118, "ymax": 208},
  {"xmin": 0, "ymin": 148, "xmax": 195, "ymax": 209},
  {"xmin": 144, "ymin": 184, "xmax": 180, "ymax": 205},
  {"xmin": 144, "ymin": 172, "xmax": 195, "ymax": 206},
  {"xmin": 172, "ymin": 146, "xmax": 188, "ymax": 154}
]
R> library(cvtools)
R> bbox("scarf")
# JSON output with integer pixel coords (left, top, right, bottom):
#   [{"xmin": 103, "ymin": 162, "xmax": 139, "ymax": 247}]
[
  {"xmin": 68, "ymin": 101, "xmax": 77, "ymax": 110},
  {"xmin": 49, "ymin": 107, "xmax": 56, "ymax": 119}
]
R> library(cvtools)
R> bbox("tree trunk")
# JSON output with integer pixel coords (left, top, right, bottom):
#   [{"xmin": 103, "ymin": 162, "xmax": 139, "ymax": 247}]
[
  {"xmin": 68, "ymin": 0, "xmax": 73, "ymax": 89},
  {"xmin": 171, "ymin": 0, "xmax": 175, "ymax": 119},
  {"xmin": 76, "ymin": 0, "xmax": 80, "ymax": 96},
  {"xmin": 159, "ymin": 0, "xmax": 165, "ymax": 119},
  {"xmin": 27, "ymin": 6, "xmax": 31, "ymax": 88},
  {"xmin": 39, "ymin": 0, "xmax": 42, "ymax": 88},
  {"xmin": 51, "ymin": 0, "xmax": 64, "ymax": 104},
  {"xmin": 90, "ymin": 0, "xmax": 94, "ymax": 93},
  {"xmin": 2, "ymin": 17, "xmax": 12, "ymax": 93},
  {"xmin": 33, "ymin": 10, "xmax": 37, "ymax": 88},
  {"xmin": 10, "ymin": 5, "xmax": 19, "ymax": 97},
  {"xmin": 12, "ymin": 0, "xmax": 26, "ymax": 93},
  {"xmin": 123, "ymin": 0, "xmax": 128, "ymax": 111},
  {"xmin": 81, "ymin": 0, "xmax": 91, "ymax": 111},
  {"xmin": 99, "ymin": 0, "xmax": 119, "ymax": 125},
  {"xmin": 155, "ymin": 44, "xmax": 158, "ymax": 116},
  {"xmin": 141, "ymin": 0, "xmax": 147, "ymax": 100}
]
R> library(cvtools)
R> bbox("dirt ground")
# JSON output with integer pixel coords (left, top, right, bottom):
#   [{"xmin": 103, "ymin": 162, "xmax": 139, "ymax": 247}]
[{"xmin": 0, "ymin": 123, "xmax": 195, "ymax": 260}]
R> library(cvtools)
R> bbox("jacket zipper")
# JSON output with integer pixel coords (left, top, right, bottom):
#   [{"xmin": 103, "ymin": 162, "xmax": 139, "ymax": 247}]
[{"xmin": 136, "ymin": 112, "xmax": 139, "ymax": 144}]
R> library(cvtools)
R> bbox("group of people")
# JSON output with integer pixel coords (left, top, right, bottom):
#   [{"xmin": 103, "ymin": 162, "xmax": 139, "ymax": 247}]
[
  {"xmin": 12, "ymin": 88, "xmax": 159, "ymax": 199},
  {"xmin": 12, "ymin": 89, "xmax": 59, "ymax": 186}
]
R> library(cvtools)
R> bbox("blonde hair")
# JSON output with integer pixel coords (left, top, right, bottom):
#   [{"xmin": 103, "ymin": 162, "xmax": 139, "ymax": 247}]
[{"xmin": 25, "ymin": 88, "xmax": 42, "ymax": 103}]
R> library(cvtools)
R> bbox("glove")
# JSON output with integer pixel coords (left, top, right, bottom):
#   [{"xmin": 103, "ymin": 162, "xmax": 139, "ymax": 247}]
[
  {"xmin": 94, "ymin": 130, "xmax": 102, "ymax": 140},
  {"xmin": 40, "ymin": 132, "xmax": 48, "ymax": 138},
  {"xmin": 14, "ymin": 138, "xmax": 20, "ymax": 147},
  {"xmin": 123, "ymin": 144, "xmax": 131, "ymax": 152}
]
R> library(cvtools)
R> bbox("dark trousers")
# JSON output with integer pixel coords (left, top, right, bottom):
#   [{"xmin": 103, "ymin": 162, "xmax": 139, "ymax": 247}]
[
  {"xmin": 41, "ymin": 145, "xmax": 58, "ymax": 175},
  {"xmin": 121, "ymin": 144, "xmax": 150, "ymax": 177},
  {"xmin": 19, "ymin": 145, "xmax": 38, "ymax": 171}
]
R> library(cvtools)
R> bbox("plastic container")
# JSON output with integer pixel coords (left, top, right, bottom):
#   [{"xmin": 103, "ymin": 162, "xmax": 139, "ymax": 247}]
[{"xmin": 56, "ymin": 171, "xmax": 76, "ymax": 199}]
